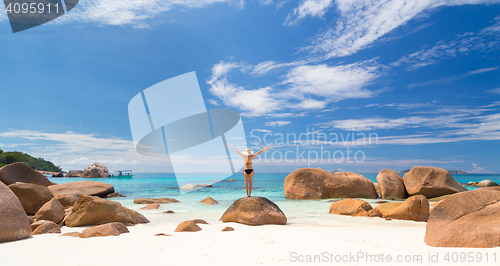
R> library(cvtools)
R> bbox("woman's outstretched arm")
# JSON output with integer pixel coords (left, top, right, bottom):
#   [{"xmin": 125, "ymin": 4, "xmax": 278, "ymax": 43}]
[
  {"xmin": 253, "ymin": 146, "xmax": 269, "ymax": 157},
  {"xmin": 228, "ymin": 144, "xmax": 244, "ymax": 157}
]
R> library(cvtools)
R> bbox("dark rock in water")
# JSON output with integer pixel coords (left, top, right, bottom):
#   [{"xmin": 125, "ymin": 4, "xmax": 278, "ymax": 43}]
[
  {"xmin": 376, "ymin": 169, "xmax": 407, "ymax": 199},
  {"xmin": 81, "ymin": 162, "xmax": 110, "ymax": 178},
  {"xmin": 163, "ymin": 210, "xmax": 174, "ymax": 214},
  {"xmin": 133, "ymin": 198, "xmax": 179, "ymax": 204},
  {"xmin": 0, "ymin": 181, "xmax": 32, "ymax": 243},
  {"xmin": 32, "ymin": 220, "xmax": 60, "ymax": 235},
  {"xmin": 375, "ymin": 200, "xmax": 389, "ymax": 204},
  {"xmin": 48, "ymin": 181, "xmax": 115, "ymax": 198},
  {"xmin": 106, "ymin": 192, "xmax": 126, "ymax": 198},
  {"xmin": 0, "ymin": 162, "xmax": 52, "ymax": 187},
  {"xmin": 221, "ymin": 226, "xmax": 234, "ymax": 231},
  {"xmin": 8, "ymin": 182, "xmax": 54, "ymax": 215},
  {"xmin": 425, "ymin": 188, "xmax": 500, "ymax": 248},
  {"xmin": 201, "ymin": 197, "xmax": 219, "ymax": 205},
  {"xmin": 175, "ymin": 220, "xmax": 202, "ymax": 232},
  {"xmin": 220, "ymin": 197, "xmax": 287, "ymax": 226},
  {"xmin": 65, "ymin": 170, "xmax": 83, "ymax": 177},
  {"xmin": 140, "ymin": 203, "xmax": 160, "ymax": 210},
  {"xmin": 403, "ymin": 166, "xmax": 466, "ymax": 198},
  {"xmin": 65, "ymin": 195, "xmax": 149, "ymax": 227},
  {"xmin": 284, "ymin": 168, "xmax": 377, "ymax": 199},
  {"xmin": 467, "ymin": 180, "xmax": 499, "ymax": 187},
  {"xmin": 80, "ymin": 222, "xmax": 129, "ymax": 238},
  {"xmin": 52, "ymin": 172, "xmax": 64, "ymax": 177}
]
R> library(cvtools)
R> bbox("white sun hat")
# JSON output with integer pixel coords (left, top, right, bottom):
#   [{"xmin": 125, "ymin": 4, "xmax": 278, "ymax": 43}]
[{"xmin": 242, "ymin": 149, "xmax": 253, "ymax": 156}]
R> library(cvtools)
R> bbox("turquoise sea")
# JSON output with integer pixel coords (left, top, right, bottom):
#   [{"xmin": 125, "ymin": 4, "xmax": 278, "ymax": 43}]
[
  {"xmin": 46, "ymin": 172, "xmax": 500, "ymax": 227},
  {"xmin": 48, "ymin": 172, "xmax": 500, "ymax": 201}
]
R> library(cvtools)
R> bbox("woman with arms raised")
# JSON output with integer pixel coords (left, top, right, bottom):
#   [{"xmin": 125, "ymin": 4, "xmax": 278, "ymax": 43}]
[{"xmin": 228, "ymin": 145, "xmax": 269, "ymax": 197}]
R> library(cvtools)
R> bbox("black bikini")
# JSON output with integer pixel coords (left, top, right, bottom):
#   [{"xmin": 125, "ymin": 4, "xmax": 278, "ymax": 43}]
[{"xmin": 244, "ymin": 169, "xmax": 254, "ymax": 174}]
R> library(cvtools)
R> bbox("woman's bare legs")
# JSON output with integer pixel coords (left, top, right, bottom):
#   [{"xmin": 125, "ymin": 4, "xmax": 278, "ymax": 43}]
[
  {"xmin": 243, "ymin": 172, "xmax": 249, "ymax": 197},
  {"xmin": 248, "ymin": 171, "xmax": 254, "ymax": 197}
]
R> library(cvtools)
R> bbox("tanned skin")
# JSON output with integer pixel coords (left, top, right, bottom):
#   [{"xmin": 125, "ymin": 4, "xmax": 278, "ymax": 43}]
[{"xmin": 228, "ymin": 144, "xmax": 269, "ymax": 197}]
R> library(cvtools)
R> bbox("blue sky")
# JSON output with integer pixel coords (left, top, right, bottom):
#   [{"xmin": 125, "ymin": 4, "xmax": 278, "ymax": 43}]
[{"xmin": 0, "ymin": 0, "xmax": 499, "ymax": 173}]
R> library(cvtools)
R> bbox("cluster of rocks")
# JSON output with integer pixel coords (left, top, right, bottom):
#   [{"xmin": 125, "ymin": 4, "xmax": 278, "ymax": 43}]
[
  {"xmin": 62, "ymin": 162, "xmax": 110, "ymax": 178},
  {"xmin": 284, "ymin": 166, "xmax": 467, "ymax": 201},
  {"xmin": 329, "ymin": 195, "xmax": 429, "ymax": 222},
  {"xmin": 466, "ymin": 180, "xmax": 499, "ymax": 187},
  {"xmin": 0, "ymin": 162, "xmax": 148, "ymax": 243}
]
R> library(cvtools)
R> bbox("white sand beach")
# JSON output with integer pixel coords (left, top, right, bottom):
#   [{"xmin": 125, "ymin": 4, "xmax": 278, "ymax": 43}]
[{"xmin": 2, "ymin": 202, "xmax": 500, "ymax": 266}]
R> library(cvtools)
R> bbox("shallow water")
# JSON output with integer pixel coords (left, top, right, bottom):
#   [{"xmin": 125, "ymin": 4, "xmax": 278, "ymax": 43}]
[{"xmin": 47, "ymin": 172, "xmax": 499, "ymax": 226}]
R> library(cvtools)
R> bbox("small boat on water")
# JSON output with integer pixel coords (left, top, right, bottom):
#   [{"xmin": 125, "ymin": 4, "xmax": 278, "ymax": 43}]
[{"xmin": 110, "ymin": 170, "xmax": 134, "ymax": 178}]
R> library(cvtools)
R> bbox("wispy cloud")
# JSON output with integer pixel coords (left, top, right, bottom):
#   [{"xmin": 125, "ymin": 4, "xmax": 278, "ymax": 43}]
[
  {"xmin": 393, "ymin": 17, "xmax": 500, "ymax": 70},
  {"xmin": 265, "ymin": 121, "xmax": 291, "ymax": 127},
  {"xmin": 407, "ymin": 66, "xmax": 499, "ymax": 88},
  {"xmin": 487, "ymin": 88, "xmax": 500, "ymax": 94},
  {"xmin": 301, "ymin": 0, "xmax": 500, "ymax": 59},
  {"xmin": 0, "ymin": 5, "xmax": 6, "ymax": 22},
  {"xmin": 52, "ymin": 0, "xmax": 243, "ymax": 28},
  {"xmin": 284, "ymin": 0, "xmax": 334, "ymax": 26}
]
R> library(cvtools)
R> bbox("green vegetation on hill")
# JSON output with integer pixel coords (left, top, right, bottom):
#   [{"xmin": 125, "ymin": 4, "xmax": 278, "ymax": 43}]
[{"xmin": 0, "ymin": 149, "xmax": 61, "ymax": 172}]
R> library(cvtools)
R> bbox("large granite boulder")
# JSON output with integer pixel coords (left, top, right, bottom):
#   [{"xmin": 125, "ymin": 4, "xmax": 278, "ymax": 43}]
[
  {"xmin": 65, "ymin": 195, "xmax": 149, "ymax": 227},
  {"xmin": 80, "ymin": 222, "xmax": 129, "ymax": 238},
  {"xmin": 81, "ymin": 162, "xmax": 110, "ymax": 178},
  {"xmin": 376, "ymin": 169, "xmax": 407, "ymax": 199},
  {"xmin": 329, "ymin": 198, "xmax": 373, "ymax": 216},
  {"xmin": 424, "ymin": 188, "xmax": 500, "ymax": 248},
  {"xmin": 34, "ymin": 198, "xmax": 65, "ymax": 223},
  {"xmin": 0, "ymin": 162, "xmax": 52, "ymax": 187},
  {"xmin": 65, "ymin": 170, "xmax": 83, "ymax": 177},
  {"xmin": 220, "ymin": 197, "xmax": 287, "ymax": 226},
  {"xmin": 54, "ymin": 194, "xmax": 78, "ymax": 208},
  {"xmin": 403, "ymin": 166, "xmax": 466, "ymax": 198},
  {"xmin": 284, "ymin": 168, "xmax": 377, "ymax": 199},
  {"xmin": 374, "ymin": 195, "xmax": 429, "ymax": 222},
  {"xmin": 48, "ymin": 181, "xmax": 115, "ymax": 198},
  {"xmin": 8, "ymin": 182, "xmax": 54, "ymax": 215},
  {"xmin": 0, "ymin": 182, "xmax": 32, "ymax": 243}
]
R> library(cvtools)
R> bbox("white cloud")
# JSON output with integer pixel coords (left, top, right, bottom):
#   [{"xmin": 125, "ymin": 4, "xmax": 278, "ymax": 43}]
[
  {"xmin": 208, "ymin": 59, "xmax": 384, "ymax": 116},
  {"xmin": 207, "ymin": 99, "xmax": 219, "ymax": 106},
  {"xmin": 469, "ymin": 163, "xmax": 493, "ymax": 173},
  {"xmin": 265, "ymin": 121, "xmax": 291, "ymax": 127},
  {"xmin": 284, "ymin": 0, "xmax": 334, "ymax": 26},
  {"xmin": 207, "ymin": 61, "xmax": 284, "ymax": 117},
  {"xmin": 53, "ymin": 0, "xmax": 243, "ymax": 28},
  {"xmin": 259, "ymin": 0, "xmax": 274, "ymax": 6},
  {"xmin": 295, "ymin": 99, "xmax": 327, "ymax": 109},
  {"xmin": 283, "ymin": 60, "xmax": 381, "ymax": 100},
  {"xmin": 302, "ymin": 0, "xmax": 500, "ymax": 59},
  {"xmin": 0, "ymin": 5, "xmax": 6, "ymax": 22},
  {"xmin": 487, "ymin": 88, "xmax": 500, "ymax": 94}
]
